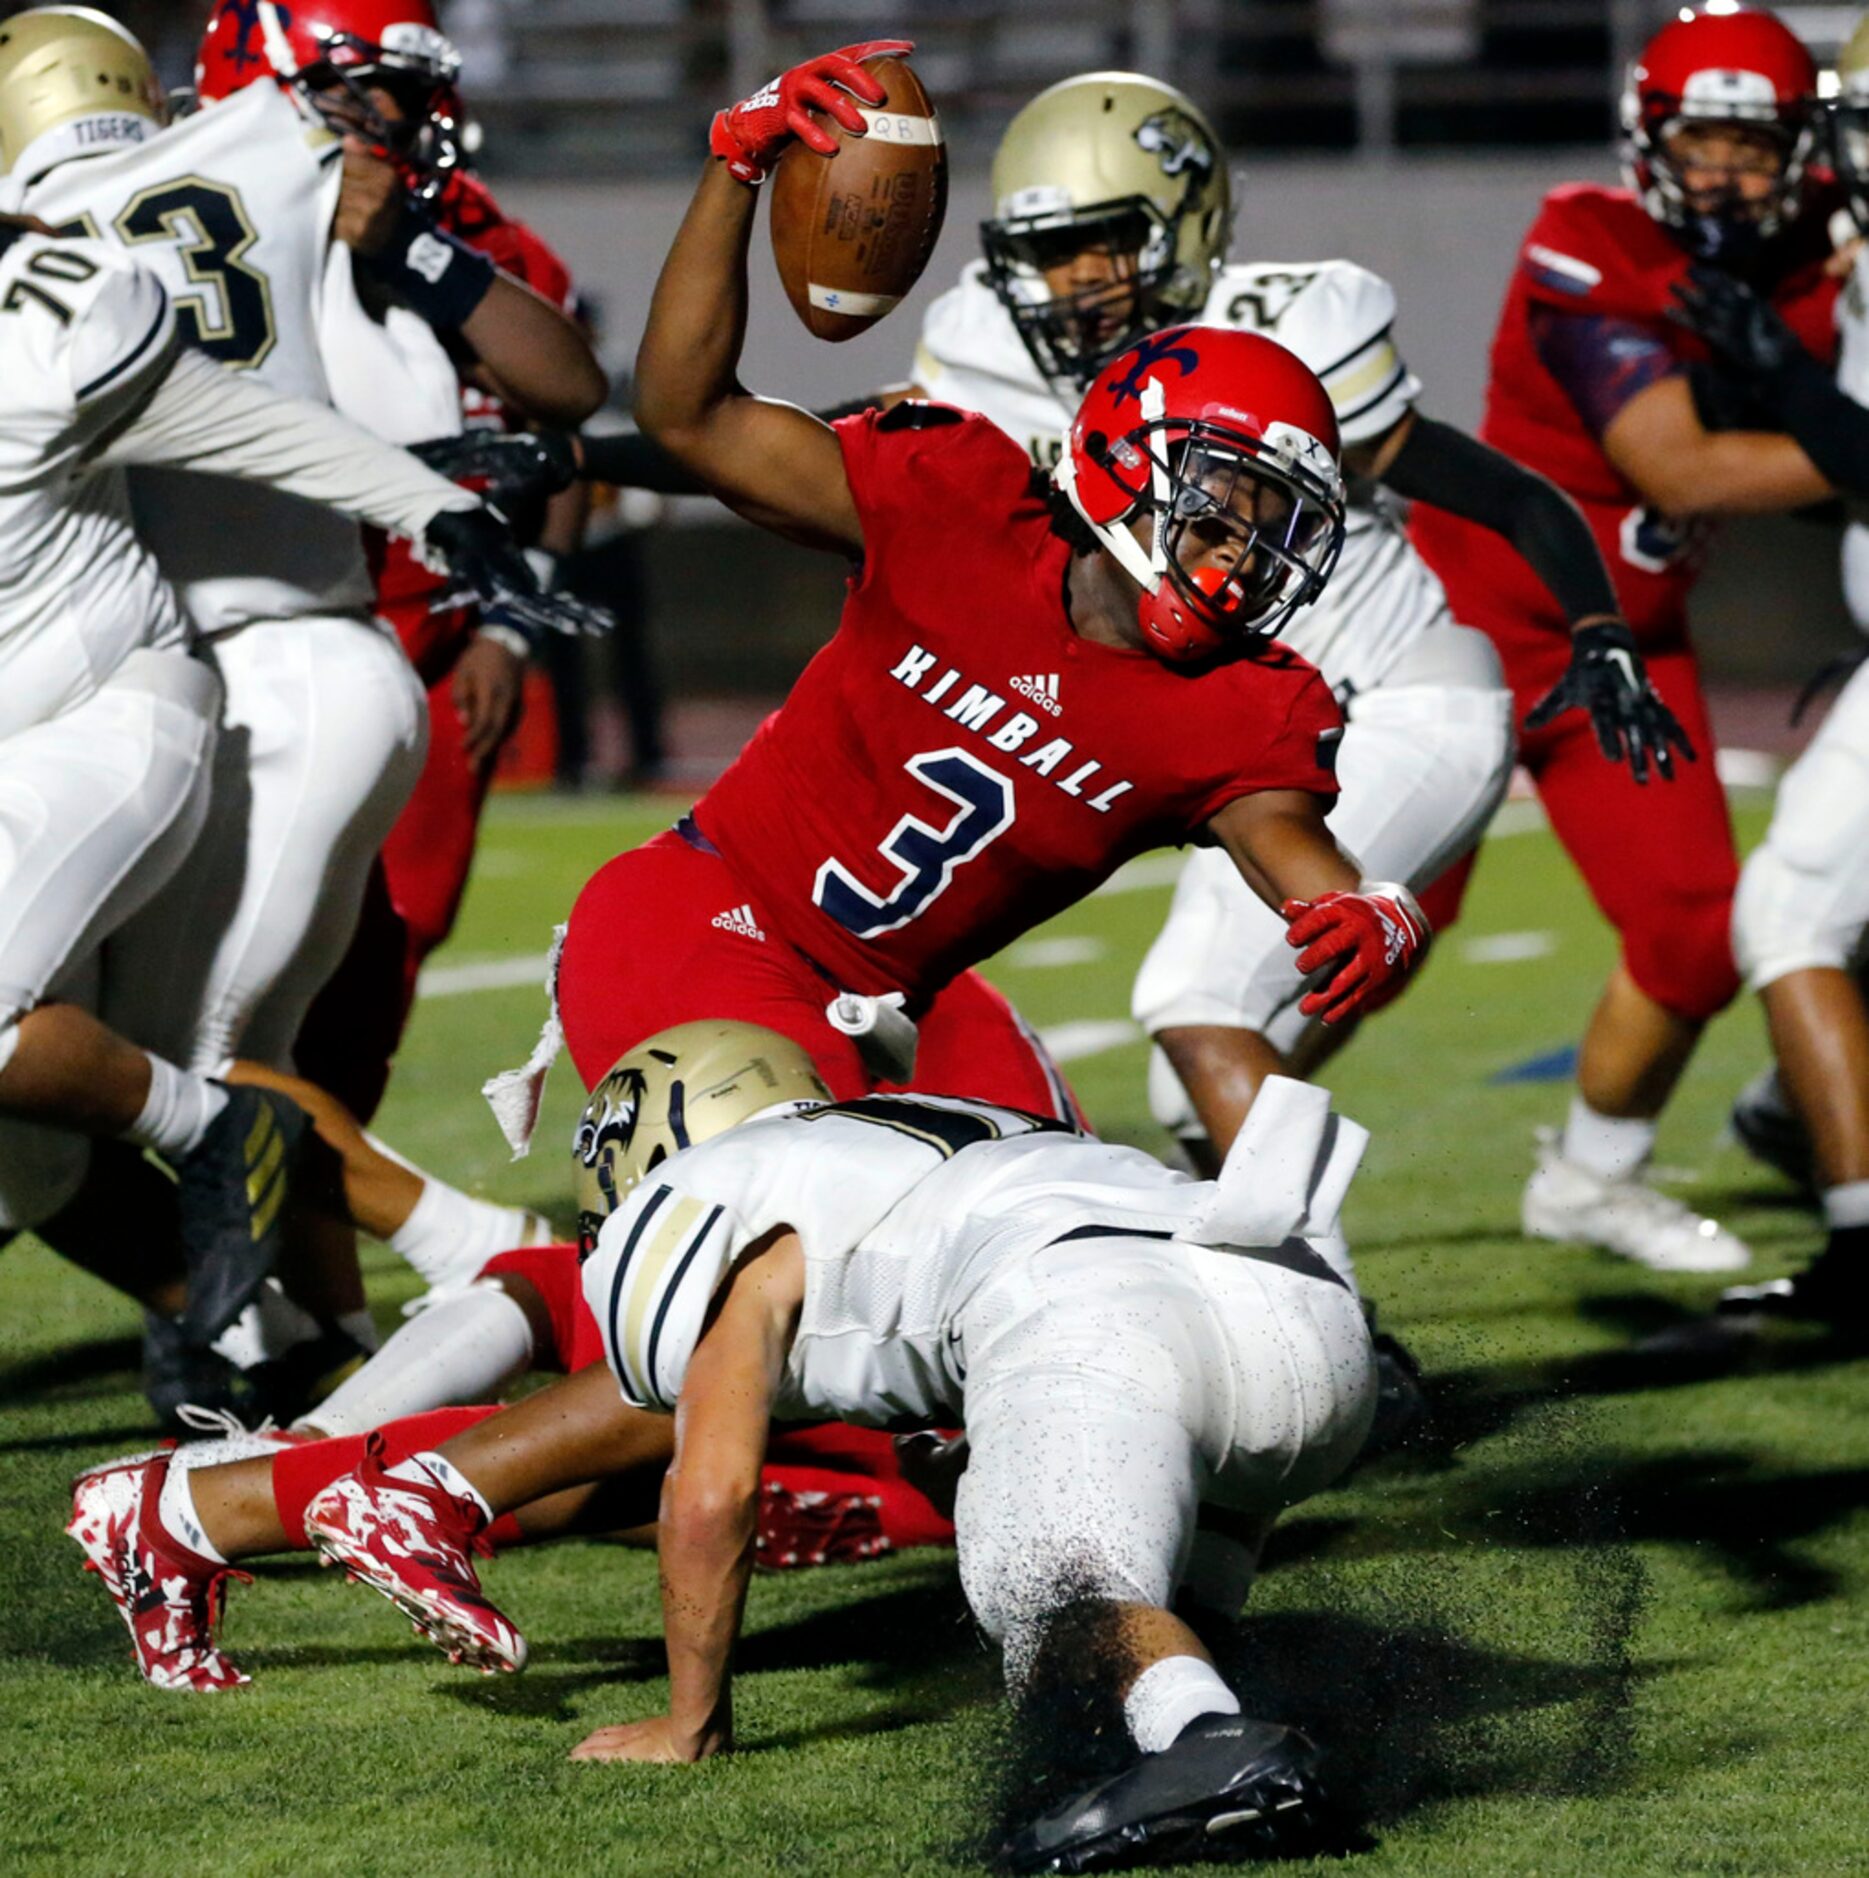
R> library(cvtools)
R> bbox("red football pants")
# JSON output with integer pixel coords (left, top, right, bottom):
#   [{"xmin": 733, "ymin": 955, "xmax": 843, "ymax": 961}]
[
  {"xmin": 556, "ymin": 828, "xmax": 1081, "ymax": 1117},
  {"xmin": 295, "ymin": 660, "xmax": 495, "ymax": 1120},
  {"xmin": 1455, "ymin": 627, "xmax": 1739, "ymax": 1023}
]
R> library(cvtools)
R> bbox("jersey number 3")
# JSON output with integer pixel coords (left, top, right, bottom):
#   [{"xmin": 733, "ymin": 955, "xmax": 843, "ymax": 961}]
[
  {"xmin": 813, "ymin": 748, "xmax": 1014, "ymax": 939},
  {"xmin": 59, "ymin": 178, "xmax": 275, "ymax": 370}
]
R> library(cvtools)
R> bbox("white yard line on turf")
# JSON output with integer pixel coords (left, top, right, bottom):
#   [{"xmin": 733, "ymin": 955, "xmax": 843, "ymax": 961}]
[
  {"xmin": 418, "ymin": 953, "xmax": 551, "ymax": 998},
  {"xmin": 1461, "ymin": 930, "xmax": 1555, "ymax": 964}
]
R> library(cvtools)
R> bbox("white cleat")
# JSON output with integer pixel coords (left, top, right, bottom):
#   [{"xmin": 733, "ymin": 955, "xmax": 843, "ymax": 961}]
[{"xmin": 1522, "ymin": 1130, "xmax": 1751, "ymax": 1273}]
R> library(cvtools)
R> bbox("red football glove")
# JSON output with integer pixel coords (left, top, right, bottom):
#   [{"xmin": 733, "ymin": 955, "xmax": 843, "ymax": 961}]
[
  {"xmin": 709, "ymin": 40, "xmax": 912, "ymax": 185},
  {"xmin": 1283, "ymin": 883, "xmax": 1429, "ymax": 1026}
]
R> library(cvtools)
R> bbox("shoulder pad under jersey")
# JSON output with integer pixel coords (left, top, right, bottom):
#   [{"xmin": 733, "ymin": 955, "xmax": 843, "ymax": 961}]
[
  {"xmin": 913, "ymin": 260, "xmax": 1037, "ymax": 390},
  {"xmin": 1206, "ymin": 259, "xmax": 1419, "ymax": 445},
  {"xmin": 876, "ymin": 399, "xmax": 968, "ymax": 431},
  {"xmin": 1517, "ymin": 183, "xmax": 1681, "ymax": 322}
]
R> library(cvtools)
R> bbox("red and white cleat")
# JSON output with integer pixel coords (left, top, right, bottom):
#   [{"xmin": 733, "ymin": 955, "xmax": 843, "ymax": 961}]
[
  {"xmin": 754, "ymin": 1479, "xmax": 890, "ymax": 1570},
  {"xmin": 66, "ymin": 1454, "xmax": 251, "ymax": 1693},
  {"xmin": 302, "ymin": 1435, "xmax": 526, "ymax": 1674}
]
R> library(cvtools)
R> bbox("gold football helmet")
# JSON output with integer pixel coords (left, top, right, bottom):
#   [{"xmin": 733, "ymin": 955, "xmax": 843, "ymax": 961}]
[
  {"xmin": 572, "ymin": 1021, "xmax": 831, "ymax": 1254},
  {"xmin": 983, "ymin": 71, "xmax": 1232, "ymax": 392},
  {"xmin": 0, "ymin": 6, "xmax": 162, "ymax": 180}
]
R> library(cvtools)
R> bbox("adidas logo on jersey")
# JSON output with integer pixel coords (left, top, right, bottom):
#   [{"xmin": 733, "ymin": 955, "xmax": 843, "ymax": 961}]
[
  {"xmin": 1008, "ymin": 673, "xmax": 1063, "ymax": 716},
  {"xmin": 711, "ymin": 904, "xmax": 765, "ymax": 941}
]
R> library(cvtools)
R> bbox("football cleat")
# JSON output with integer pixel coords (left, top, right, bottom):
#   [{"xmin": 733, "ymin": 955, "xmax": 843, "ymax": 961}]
[
  {"xmin": 1522, "ymin": 1130, "xmax": 1750, "ymax": 1273},
  {"xmin": 1729, "ymin": 1068, "xmax": 1815, "ymax": 1194},
  {"xmin": 174, "ymin": 1085, "xmax": 307, "ymax": 1346},
  {"xmin": 66, "ymin": 1454, "xmax": 251, "ymax": 1693},
  {"xmin": 1004, "ymin": 1713, "xmax": 1326, "ymax": 1873},
  {"xmin": 754, "ymin": 1480, "xmax": 890, "ymax": 1570},
  {"xmin": 1719, "ymin": 1254, "xmax": 1869, "ymax": 1335},
  {"xmin": 303, "ymin": 1436, "xmax": 525, "ymax": 1674}
]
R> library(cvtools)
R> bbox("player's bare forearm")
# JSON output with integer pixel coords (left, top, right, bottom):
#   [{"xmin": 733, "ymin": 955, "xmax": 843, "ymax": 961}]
[
  {"xmin": 458, "ymin": 275, "xmax": 606, "ymax": 428},
  {"xmin": 1208, "ymin": 791, "xmax": 1360, "ymax": 911},
  {"xmin": 1605, "ymin": 374, "xmax": 1831, "ymax": 516},
  {"xmin": 655, "ymin": 1474, "xmax": 755, "ymax": 1754},
  {"xmin": 634, "ymin": 162, "xmax": 861, "ymax": 553}
]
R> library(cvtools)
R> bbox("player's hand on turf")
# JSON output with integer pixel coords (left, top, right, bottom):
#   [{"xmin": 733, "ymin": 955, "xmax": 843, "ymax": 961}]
[
  {"xmin": 1669, "ymin": 263, "xmax": 1802, "ymax": 380},
  {"xmin": 452, "ymin": 631, "xmax": 527, "ymax": 769},
  {"xmin": 570, "ymin": 1714, "xmax": 723, "ymax": 1764},
  {"xmin": 334, "ymin": 136, "xmax": 407, "ymax": 254},
  {"xmin": 1525, "ymin": 619, "xmax": 1695, "ymax": 784},
  {"xmin": 1283, "ymin": 884, "xmax": 1428, "ymax": 1025},
  {"xmin": 709, "ymin": 40, "xmax": 912, "ymax": 184},
  {"xmin": 412, "ymin": 430, "xmax": 581, "ymax": 507},
  {"xmin": 422, "ymin": 506, "xmax": 615, "ymax": 639}
]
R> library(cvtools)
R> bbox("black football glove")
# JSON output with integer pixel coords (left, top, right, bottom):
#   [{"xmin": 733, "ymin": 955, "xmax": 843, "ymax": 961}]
[
  {"xmin": 411, "ymin": 430, "xmax": 580, "ymax": 509},
  {"xmin": 1525, "ymin": 619, "xmax": 1695, "ymax": 785},
  {"xmin": 421, "ymin": 506, "xmax": 614, "ymax": 639},
  {"xmin": 1669, "ymin": 263, "xmax": 1802, "ymax": 381}
]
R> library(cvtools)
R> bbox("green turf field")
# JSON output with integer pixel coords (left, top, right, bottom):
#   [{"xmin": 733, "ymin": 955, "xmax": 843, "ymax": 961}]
[{"xmin": 6, "ymin": 786, "xmax": 1868, "ymax": 1877}]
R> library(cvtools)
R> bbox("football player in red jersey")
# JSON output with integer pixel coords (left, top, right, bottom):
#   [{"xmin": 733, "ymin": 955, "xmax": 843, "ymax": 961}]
[
  {"xmin": 196, "ymin": 0, "xmax": 606, "ymax": 1124},
  {"xmin": 1410, "ymin": 5, "xmax": 1846, "ymax": 1276},
  {"xmin": 548, "ymin": 44, "xmax": 1426, "ymax": 1120}
]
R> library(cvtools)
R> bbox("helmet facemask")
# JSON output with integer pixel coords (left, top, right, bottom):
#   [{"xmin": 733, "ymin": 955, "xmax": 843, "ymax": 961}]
[
  {"xmin": 982, "ymin": 194, "xmax": 1179, "ymax": 392},
  {"xmin": 1063, "ymin": 389, "xmax": 1344, "ymax": 662},
  {"xmin": 1624, "ymin": 86, "xmax": 1813, "ymax": 265},
  {"xmin": 1833, "ymin": 94, "xmax": 1869, "ymax": 238},
  {"xmin": 266, "ymin": 6, "xmax": 464, "ymax": 198}
]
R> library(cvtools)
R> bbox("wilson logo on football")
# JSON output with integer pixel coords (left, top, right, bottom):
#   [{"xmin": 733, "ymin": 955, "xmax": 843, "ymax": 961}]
[
  {"xmin": 1008, "ymin": 673, "xmax": 1063, "ymax": 716},
  {"xmin": 711, "ymin": 904, "xmax": 766, "ymax": 941}
]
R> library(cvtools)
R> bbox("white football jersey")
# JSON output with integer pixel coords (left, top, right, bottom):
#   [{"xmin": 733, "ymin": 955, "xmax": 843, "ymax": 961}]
[
  {"xmin": 912, "ymin": 259, "xmax": 1455, "ymax": 695},
  {"xmin": 1834, "ymin": 249, "xmax": 1869, "ymax": 635},
  {"xmin": 0, "ymin": 232, "xmax": 188, "ymax": 737},
  {"xmin": 584, "ymin": 1095, "xmax": 1207, "ymax": 1428},
  {"xmin": 11, "ymin": 84, "xmax": 367, "ymax": 634},
  {"xmin": 320, "ymin": 249, "xmax": 462, "ymax": 446}
]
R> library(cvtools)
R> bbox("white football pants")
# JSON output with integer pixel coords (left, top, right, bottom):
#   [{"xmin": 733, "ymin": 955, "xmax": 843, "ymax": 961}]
[
  {"xmin": 0, "ymin": 648, "xmax": 220, "ymax": 1230},
  {"xmin": 105, "ymin": 613, "xmax": 427, "ymax": 1075},
  {"xmin": 1133, "ymin": 623, "xmax": 1514, "ymax": 1138},
  {"xmin": 1733, "ymin": 658, "xmax": 1869, "ymax": 991},
  {"xmin": 953, "ymin": 1233, "xmax": 1375, "ymax": 1684}
]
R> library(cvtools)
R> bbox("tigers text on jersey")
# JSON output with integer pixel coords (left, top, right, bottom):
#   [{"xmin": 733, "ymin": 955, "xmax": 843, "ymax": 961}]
[
  {"xmin": 583, "ymin": 1093, "xmax": 1214, "ymax": 1426},
  {"xmin": 912, "ymin": 258, "xmax": 1453, "ymax": 696},
  {"xmin": 1411, "ymin": 182, "xmax": 1842, "ymax": 645},
  {"xmin": 0, "ymin": 233, "xmax": 187, "ymax": 738},
  {"xmin": 692, "ymin": 407, "xmax": 1341, "ymax": 1004},
  {"xmin": 15, "ymin": 81, "xmax": 366, "ymax": 635}
]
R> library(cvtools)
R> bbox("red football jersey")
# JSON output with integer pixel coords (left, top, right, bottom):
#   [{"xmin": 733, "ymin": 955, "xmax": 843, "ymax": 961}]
[
  {"xmin": 369, "ymin": 172, "xmax": 580, "ymax": 655},
  {"xmin": 693, "ymin": 408, "xmax": 1343, "ymax": 1002},
  {"xmin": 1411, "ymin": 181, "xmax": 1842, "ymax": 644}
]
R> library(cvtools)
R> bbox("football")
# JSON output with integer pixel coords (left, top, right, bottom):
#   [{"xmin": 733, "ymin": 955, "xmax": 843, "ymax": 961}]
[{"xmin": 768, "ymin": 54, "xmax": 948, "ymax": 342}]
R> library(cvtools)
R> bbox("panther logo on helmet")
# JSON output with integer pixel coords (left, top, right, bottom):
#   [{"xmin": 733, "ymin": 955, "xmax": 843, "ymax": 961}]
[{"xmin": 1134, "ymin": 109, "xmax": 1214, "ymax": 183}]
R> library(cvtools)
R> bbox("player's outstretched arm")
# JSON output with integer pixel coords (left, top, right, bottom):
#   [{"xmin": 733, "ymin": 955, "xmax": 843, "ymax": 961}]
[
  {"xmin": 634, "ymin": 49, "xmax": 909, "ymax": 555},
  {"xmin": 1362, "ymin": 413, "xmax": 1693, "ymax": 783},
  {"xmin": 1209, "ymin": 792, "xmax": 1428, "ymax": 1027},
  {"xmin": 571, "ymin": 1227, "xmax": 804, "ymax": 1766},
  {"xmin": 335, "ymin": 138, "xmax": 606, "ymax": 428}
]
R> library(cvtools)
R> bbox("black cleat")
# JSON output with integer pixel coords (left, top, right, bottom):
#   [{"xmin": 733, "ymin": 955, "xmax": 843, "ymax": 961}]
[
  {"xmin": 1004, "ymin": 1714, "xmax": 1325, "ymax": 1874},
  {"xmin": 142, "ymin": 1311, "xmax": 264, "ymax": 1434},
  {"xmin": 1718, "ymin": 1263, "xmax": 1869, "ymax": 1337},
  {"xmin": 1728, "ymin": 1071, "xmax": 1815, "ymax": 1193},
  {"xmin": 174, "ymin": 1086, "xmax": 305, "ymax": 1346}
]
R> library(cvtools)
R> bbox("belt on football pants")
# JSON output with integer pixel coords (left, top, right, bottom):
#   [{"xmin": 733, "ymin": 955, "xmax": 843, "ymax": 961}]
[{"xmin": 1044, "ymin": 1223, "xmax": 1349, "ymax": 1293}]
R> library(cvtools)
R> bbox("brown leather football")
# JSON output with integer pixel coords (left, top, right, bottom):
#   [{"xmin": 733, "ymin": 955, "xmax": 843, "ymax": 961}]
[{"xmin": 768, "ymin": 55, "xmax": 948, "ymax": 342}]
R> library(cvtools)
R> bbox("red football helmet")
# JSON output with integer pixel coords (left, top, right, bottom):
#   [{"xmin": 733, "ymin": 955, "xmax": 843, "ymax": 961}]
[
  {"xmin": 1621, "ymin": 5, "xmax": 1818, "ymax": 261},
  {"xmin": 1053, "ymin": 325, "xmax": 1345, "ymax": 663},
  {"xmin": 196, "ymin": 0, "xmax": 464, "ymax": 191}
]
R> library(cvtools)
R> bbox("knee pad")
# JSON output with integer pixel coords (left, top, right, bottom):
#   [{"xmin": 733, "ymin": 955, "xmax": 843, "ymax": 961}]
[
  {"xmin": 0, "ymin": 1117, "xmax": 90, "ymax": 1232},
  {"xmin": 1733, "ymin": 845, "xmax": 1861, "ymax": 990},
  {"xmin": 1624, "ymin": 890, "xmax": 1740, "ymax": 1022}
]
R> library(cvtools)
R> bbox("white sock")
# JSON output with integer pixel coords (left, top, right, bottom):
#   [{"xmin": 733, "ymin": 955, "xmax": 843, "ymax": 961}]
[
  {"xmin": 1123, "ymin": 1654, "xmax": 1241, "ymax": 1754},
  {"xmin": 1823, "ymin": 1180, "xmax": 1869, "ymax": 1231},
  {"xmin": 124, "ymin": 1056, "xmax": 228, "ymax": 1159},
  {"xmin": 335, "ymin": 1307, "xmax": 381, "ymax": 1355},
  {"xmin": 157, "ymin": 1458, "xmax": 227, "ymax": 1564},
  {"xmin": 1561, "ymin": 1096, "xmax": 1656, "ymax": 1183},
  {"xmin": 211, "ymin": 1280, "xmax": 321, "ymax": 1370},
  {"xmin": 304, "ymin": 1285, "xmax": 534, "ymax": 1436},
  {"xmin": 387, "ymin": 1449, "xmax": 492, "ymax": 1523},
  {"xmin": 386, "ymin": 1174, "xmax": 545, "ymax": 1288}
]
